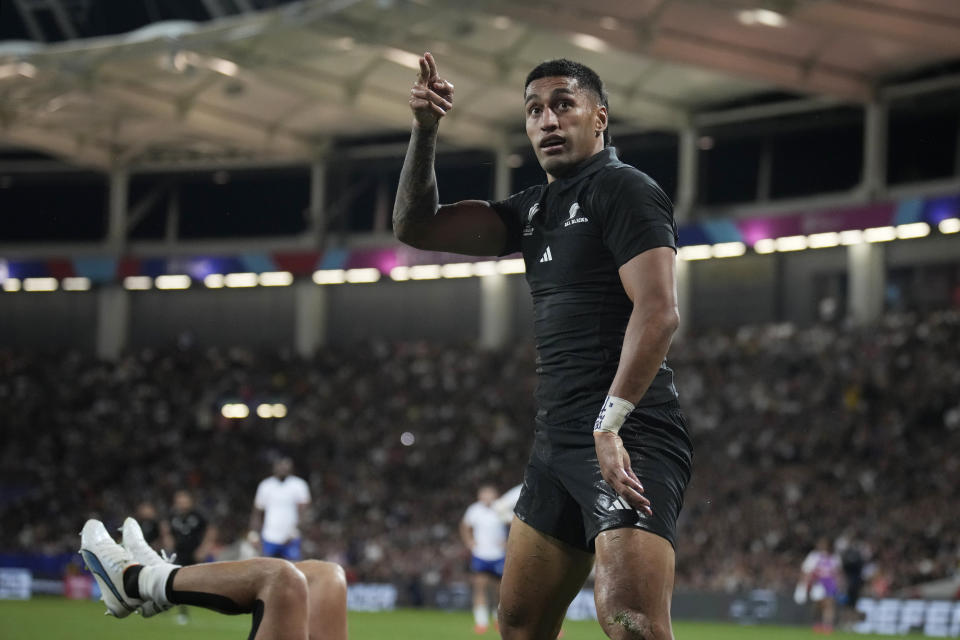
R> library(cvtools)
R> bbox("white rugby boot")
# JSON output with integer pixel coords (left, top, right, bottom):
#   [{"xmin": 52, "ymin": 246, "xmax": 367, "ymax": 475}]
[
  {"xmin": 79, "ymin": 519, "xmax": 141, "ymax": 618},
  {"xmin": 121, "ymin": 517, "xmax": 180, "ymax": 618}
]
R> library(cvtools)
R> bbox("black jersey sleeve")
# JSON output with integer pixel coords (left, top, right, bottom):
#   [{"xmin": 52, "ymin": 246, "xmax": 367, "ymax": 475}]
[
  {"xmin": 488, "ymin": 188, "xmax": 535, "ymax": 256},
  {"xmin": 593, "ymin": 168, "xmax": 677, "ymax": 268},
  {"xmin": 172, "ymin": 512, "xmax": 207, "ymax": 550}
]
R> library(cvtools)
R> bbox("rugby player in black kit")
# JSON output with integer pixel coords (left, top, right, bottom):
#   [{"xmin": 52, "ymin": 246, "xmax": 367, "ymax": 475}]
[
  {"xmin": 394, "ymin": 53, "xmax": 692, "ymax": 640},
  {"xmin": 167, "ymin": 490, "xmax": 210, "ymax": 624}
]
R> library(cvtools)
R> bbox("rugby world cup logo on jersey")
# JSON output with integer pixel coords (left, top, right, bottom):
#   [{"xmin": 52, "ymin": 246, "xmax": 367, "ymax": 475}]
[{"xmin": 564, "ymin": 202, "xmax": 588, "ymax": 227}]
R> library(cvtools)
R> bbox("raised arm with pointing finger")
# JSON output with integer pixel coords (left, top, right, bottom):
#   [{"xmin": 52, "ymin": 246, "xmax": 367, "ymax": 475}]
[
  {"xmin": 392, "ymin": 52, "xmax": 509, "ymax": 256},
  {"xmin": 395, "ymin": 54, "xmax": 692, "ymax": 640}
]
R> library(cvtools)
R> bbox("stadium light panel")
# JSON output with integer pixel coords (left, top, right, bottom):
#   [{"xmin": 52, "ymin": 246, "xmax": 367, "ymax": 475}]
[
  {"xmin": 204, "ymin": 274, "xmax": 225, "ymax": 288},
  {"xmin": 171, "ymin": 51, "xmax": 238, "ymax": 77},
  {"xmin": 497, "ymin": 259, "xmax": 525, "ymax": 274},
  {"xmin": 221, "ymin": 403, "xmax": 249, "ymax": 419},
  {"xmin": 807, "ymin": 232, "xmax": 840, "ymax": 249},
  {"xmin": 0, "ymin": 62, "xmax": 36, "ymax": 79},
  {"xmin": 864, "ymin": 226, "xmax": 897, "ymax": 243},
  {"xmin": 895, "ymin": 222, "xmax": 930, "ymax": 239},
  {"xmin": 711, "ymin": 242, "xmax": 746, "ymax": 258},
  {"xmin": 123, "ymin": 276, "xmax": 153, "ymax": 290},
  {"xmin": 23, "ymin": 277, "xmax": 58, "ymax": 292},
  {"xmin": 225, "ymin": 272, "xmax": 258, "ymax": 288},
  {"xmin": 599, "ymin": 16, "xmax": 620, "ymax": 30},
  {"xmin": 258, "ymin": 271, "xmax": 294, "ymax": 287},
  {"xmin": 313, "ymin": 270, "xmax": 346, "ymax": 285},
  {"xmin": 155, "ymin": 274, "xmax": 191, "ymax": 290},
  {"xmin": 206, "ymin": 57, "xmax": 238, "ymax": 77},
  {"xmin": 409, "ymin": 265, "xmax": 442, "ymax": 280},
  {"xmin": 271, "ymin": 404, "xmax": 288, "ymax": 419},
  {"xmin": 62, "ymin": 277, "xmax": 91, "ymax": 291},
  {"xmin": 753, "ymin": 239, "xmax": 776, "ymax": 254},
  {"xmin": 939, "ymin": 218, "xmax": 960, "ymax": 234},
  {"xmin": 840, "ymin": 230, "xmax": 863, "ymax": 245},
  {"xmin": 2, "ymin": 278, "xmax": 22, "ymax": 292},
  {"xmin": 345, "ymin": 268, "xmax": 381, "ymax": 283},
  {"xmin": 775, "ymin": 235, "xmax": 808, "ymax": 252},
  {"xmin": 737, "ymin": 8, "xmax": 786, "ymax": 27},
  {"xmin": 679, "ymin": 245, "xmax": 712, "ymax": 261},
  {"xmin": 472, "ymin": 261, "xmax": 498, "ymax": 277},
  {"xmin": 384, "ymin": 48, "xmax": 421, "ymax": 70},
  {"xmin": 441, "ymin": 263, "xmax": 473, "ymax": 278},
  {"xmin": 256, "ymin": 404, "xmax": 273, "ymax": 419},
  {"xmin": 570, "ymin": 33, "xmax": 609, "ymax": 53},
  {"xmin": 390, "ymin": 266, "xmax": 410, "ymax": 281}
]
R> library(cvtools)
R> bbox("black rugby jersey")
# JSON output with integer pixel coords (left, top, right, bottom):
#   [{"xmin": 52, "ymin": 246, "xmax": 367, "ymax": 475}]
[
  {"xmin": 139, "ymin": 518, "xmax": 160, "ymax": 545},
  {"xmin": 491, "ymin": 147, "xmax": 679, "ymax": 426},
  {"xmin": 170, "ymin": 510, "xmax": 207, "ymax": 558}
]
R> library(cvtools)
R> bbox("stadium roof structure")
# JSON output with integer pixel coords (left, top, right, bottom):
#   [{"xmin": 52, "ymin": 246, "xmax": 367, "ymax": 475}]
[{"xmin": 1, "ymin": 0, "xmax": 960, "ymax": 169}]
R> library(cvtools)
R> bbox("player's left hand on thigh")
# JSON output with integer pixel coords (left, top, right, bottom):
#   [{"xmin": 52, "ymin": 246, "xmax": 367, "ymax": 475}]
[{"xmin": 594, "ymin": 432, "xmax": 652, "ymax": 515}]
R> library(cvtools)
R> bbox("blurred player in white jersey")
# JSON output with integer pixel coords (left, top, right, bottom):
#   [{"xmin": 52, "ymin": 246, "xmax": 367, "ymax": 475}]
[
  {"xmin": 801, "ymin": 537, "xmax": 842, "ymax": 633},
  {"xmin": 461, "ymin": 485, "xmax": 508, "ymax": 634},
  {"xmin": 249, "ymin": 458, "xmax": 311, "ymax": 561}
]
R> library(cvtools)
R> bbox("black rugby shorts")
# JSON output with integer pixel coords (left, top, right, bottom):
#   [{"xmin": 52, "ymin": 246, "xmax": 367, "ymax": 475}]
[{"xmin": 514, "ymin": 400, "xmax": 692, "ymax": 551}]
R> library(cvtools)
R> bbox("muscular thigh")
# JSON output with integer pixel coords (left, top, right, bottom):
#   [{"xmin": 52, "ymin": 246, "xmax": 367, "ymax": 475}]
[
  {"xmin": 594, "ymin": 528, "xmax": 675, "ymax": 634},
  {"xmin": 499, "ymin": 517, "xmax": 593, "ymax": 639}
]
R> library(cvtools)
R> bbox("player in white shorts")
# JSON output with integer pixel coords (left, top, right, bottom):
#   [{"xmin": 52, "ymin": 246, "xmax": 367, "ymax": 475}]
[
  {"xmin": 461, "ymin": 485, "xmax": 508, "ymax": 634},
  {"xmin": 249, "ymin": 458, "xmax": 311, "ymax": 561}
]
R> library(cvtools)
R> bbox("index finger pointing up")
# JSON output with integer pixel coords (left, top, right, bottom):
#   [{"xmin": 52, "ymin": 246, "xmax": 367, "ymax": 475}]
[
  {"xmin": 418, "ymin": 56, "xmax": 430, "ymax": 84},
  {"xmin": 424, "ymin": 52, "xmax": 439, "ymax": 81}
]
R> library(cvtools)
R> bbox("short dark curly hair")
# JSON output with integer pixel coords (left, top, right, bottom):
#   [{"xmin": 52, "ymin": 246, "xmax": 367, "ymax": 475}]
[{"xmin": 524, "ymin": 59, "xmax": 611, "ymax": 146}]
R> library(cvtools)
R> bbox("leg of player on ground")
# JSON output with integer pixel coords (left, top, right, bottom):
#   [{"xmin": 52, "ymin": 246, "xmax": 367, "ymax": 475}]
[
  {"xmin": 498, "ymin": 518, "xmax": 593, "ymax": 640},
  {"xmin": 163, "ymin": 559, "xmax": 310, "ymax": 640},
  {"xmin": 297, "ymin": 560, "xmax": 348, "ymax": 640},
  {"xmin": 593, "ymin": 528, "xmax": 675, "ymax": 640}
]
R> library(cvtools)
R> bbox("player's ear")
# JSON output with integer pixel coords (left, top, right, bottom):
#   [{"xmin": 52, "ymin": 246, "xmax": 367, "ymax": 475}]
[{"xmin": 595, "ymin": 105, "xmax": 608, "ymax": 137}]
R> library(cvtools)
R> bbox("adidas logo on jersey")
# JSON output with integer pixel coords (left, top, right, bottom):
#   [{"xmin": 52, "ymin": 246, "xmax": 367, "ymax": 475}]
[
  {"xmin": 539, "ymin": 246, "xmax": 553, "ymax": 263},
  {"xmin": 607, "ymin": 496, "xmax": 647, "ymax": 517},
  {"xmin": 607, "ymin": 496, "xmax": 632, "ymax": 511}
]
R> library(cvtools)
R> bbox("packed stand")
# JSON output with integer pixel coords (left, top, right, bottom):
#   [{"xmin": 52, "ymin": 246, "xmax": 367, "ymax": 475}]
[{"xmin": 1, "ymin": 311, "xmax": 958, "ymax": 596}]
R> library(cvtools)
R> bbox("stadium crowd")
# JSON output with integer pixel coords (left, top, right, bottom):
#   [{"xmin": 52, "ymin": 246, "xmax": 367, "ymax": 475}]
[{"xmin": 2, "ymin": 310, "xmax": 958, "ymax": 598}]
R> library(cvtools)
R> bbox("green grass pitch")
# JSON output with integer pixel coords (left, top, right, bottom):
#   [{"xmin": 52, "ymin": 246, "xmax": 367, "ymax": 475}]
[{"xmin": 0, "ymin": 597, "xmax": 904, "ymax": 639}]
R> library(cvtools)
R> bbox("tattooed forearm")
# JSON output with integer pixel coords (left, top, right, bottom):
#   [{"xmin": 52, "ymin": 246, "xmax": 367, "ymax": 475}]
[{"xmin": 393, "ymin": 124, "xmax": 439, "ymax": 244}]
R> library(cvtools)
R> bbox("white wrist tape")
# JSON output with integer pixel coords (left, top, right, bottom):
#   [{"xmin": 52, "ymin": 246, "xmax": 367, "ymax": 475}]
[{"xmin": 593, "ymin": 395, "xmax": 636, "ymax": 435}]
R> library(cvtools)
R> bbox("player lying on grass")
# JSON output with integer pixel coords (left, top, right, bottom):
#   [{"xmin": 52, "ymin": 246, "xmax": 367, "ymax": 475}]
[{"xmin": 79, "ymin": 518, "xmax": 347, "ymax": 640}]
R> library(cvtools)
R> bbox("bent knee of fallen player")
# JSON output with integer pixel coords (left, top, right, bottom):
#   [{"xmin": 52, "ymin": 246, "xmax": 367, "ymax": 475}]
[
  {"xmin": 295, "ymin": 560, "xmax": 347, "ymax": 640},
  {"xmin": 296, "ymin": 559, "xmax": 346, "ymax": 596}
]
